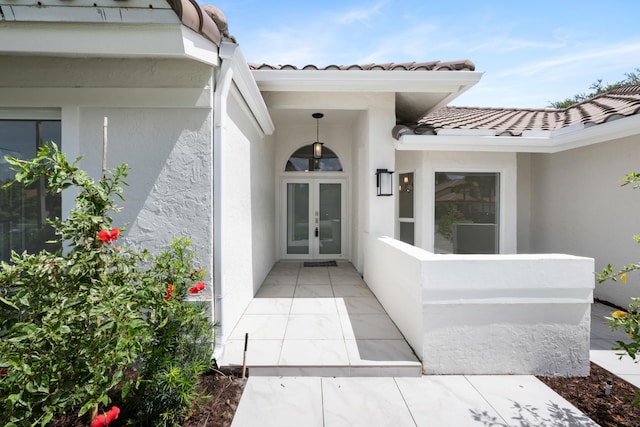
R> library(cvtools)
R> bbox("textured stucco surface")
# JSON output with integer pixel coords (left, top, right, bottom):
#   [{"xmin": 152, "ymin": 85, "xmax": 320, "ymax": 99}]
[
  {"xmin": 78, "ymin": 107, "xmax": 214, "ymax": 269},
  {"xmin": 365, "ymin": 237, "xmax": 594, "ymax": 376},
  {"xmin": 422, "ymin": 303, "xmax": 591, "ymax": 376},
  {"xmin": 529, "ymin": 135, "xmax": 640, "ymax": 308},
  {"xmin": 0, "ymin": 53, "xmax": 217, "ymax": 302}
]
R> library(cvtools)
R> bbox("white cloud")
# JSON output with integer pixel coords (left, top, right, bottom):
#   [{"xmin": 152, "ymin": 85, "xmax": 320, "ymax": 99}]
[
  {"xmin": 496, "ymin": 42, "xmax": 640, "ymax": 79},
  {"xmin": 470, "ymin": 37, "xmax": 566, "ymax": 53},
  {"xmin": 335, "ymin": 1, "xmax": 386, "ymax": 25}
]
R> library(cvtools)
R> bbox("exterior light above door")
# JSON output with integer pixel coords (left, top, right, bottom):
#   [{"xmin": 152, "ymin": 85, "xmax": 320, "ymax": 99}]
[
  {"xmin": 312, "ymin": 112, "xmax": 324, "ymax": 159},
  {"xmin": 376, "ymin": 168, "xmax": 394, "ymax": 196}
]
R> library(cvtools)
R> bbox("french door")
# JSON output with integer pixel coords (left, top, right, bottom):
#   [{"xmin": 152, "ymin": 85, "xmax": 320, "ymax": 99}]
[{"xmin": 282, "ymin": 178, "xmax": 346, "ymax": 259}]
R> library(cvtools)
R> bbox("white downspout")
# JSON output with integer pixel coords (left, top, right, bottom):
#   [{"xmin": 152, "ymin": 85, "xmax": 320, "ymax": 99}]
[{"xmin": 212, "ymin": 41, "xmax": 236, "ymax": 361}]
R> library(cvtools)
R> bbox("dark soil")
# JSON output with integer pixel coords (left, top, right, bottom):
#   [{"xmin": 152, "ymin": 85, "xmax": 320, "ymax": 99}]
[
  {"xmin": 182, "ymin": 370, "xmax": 246, "ymax": 427},
  {"xmin": 50, "ymin": 370, "xmax": 246, "ymax": 427},
  {"xmin": 538, "ymin": 362, "xmax": 640, "ymax": 427}
]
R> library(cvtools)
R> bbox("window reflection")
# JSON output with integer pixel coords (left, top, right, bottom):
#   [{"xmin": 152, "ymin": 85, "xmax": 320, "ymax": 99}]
[
  {"xmin": 434, "ymin": 172, "xmax": 499, "ymax": 254},
  {"xmin": 0, "ymin": 120, "xmax": 62, "ymax": 261},
  {"xmin": 285, "ymin": 144, "xmax": 343, "ymax": 172}
]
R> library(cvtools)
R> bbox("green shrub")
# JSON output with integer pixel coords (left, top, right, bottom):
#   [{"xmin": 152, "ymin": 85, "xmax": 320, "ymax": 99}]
[{"xmin": 0, "ymin": 143, "xmax": 213, "ymax": 426}]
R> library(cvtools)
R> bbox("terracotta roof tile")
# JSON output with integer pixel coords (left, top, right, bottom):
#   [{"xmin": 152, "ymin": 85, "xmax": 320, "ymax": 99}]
[
  {"xmin": 249, "ymin": 60, "xmax": 475, "ymax": 71},
  {"xmin": 165, "ymin": 0, "xmax": 234, "ymax": 46},
  {"xmin": 394, "ymin": 84, "xmax": 640, "ymax": 138}
]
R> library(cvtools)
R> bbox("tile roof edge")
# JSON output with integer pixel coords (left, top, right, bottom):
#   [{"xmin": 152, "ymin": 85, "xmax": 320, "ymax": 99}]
[
  {"xmin": 248, "ymin": 60, "xmax": 475, "ymax": 71},
  {"xmin": 448, "ymin": 84, "xmax": 640, "ymax": 112},
  {"xmin": 165, "ymin": 0, "xmax": 238, "ymax": 47}
]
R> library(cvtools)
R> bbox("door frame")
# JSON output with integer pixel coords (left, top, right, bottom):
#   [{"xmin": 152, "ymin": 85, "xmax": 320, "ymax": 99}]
[{"xmin": 280, "ymin": 177, "xmax": 348, "ymax": 260}]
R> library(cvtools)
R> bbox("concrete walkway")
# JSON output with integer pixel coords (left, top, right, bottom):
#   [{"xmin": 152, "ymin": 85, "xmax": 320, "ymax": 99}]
[
  {"xmin": 227, "ymin": 264, "xmax": 638, "ymax": 426},
  {"xmin": 219, "ymin": 262, "xmax": 421, "ymax": 376},
  {"xmin": 230, "ymin": 301, "xmax": 637, "ymax": 426},
  {"xmin": 231, "ymin": 375, "xmax": 598, "ymax": 426}
]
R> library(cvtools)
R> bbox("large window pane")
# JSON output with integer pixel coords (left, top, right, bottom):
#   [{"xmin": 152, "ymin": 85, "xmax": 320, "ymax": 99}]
[
  {"xmin": 434, "ymin": 172, "xmax": 499, "ymax": 254},
  {"xmin": 0, "ymin": 120, "xmax": 61, "ymax": 261}
]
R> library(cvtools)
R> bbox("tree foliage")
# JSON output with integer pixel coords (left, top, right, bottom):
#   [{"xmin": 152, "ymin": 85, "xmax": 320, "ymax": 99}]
[{"xmin": 548, "ymin": 68, "xmax": 640, "ymax": 109}]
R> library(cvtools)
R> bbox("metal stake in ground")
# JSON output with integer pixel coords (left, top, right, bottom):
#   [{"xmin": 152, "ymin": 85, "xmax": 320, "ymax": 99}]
[
  {"xmin": 102, "ymin": 117, "xmax": 108, "ymax": 178},
  {"xmin": 242, "ymin": 333, "xmax": 248, "ymax": 378}
]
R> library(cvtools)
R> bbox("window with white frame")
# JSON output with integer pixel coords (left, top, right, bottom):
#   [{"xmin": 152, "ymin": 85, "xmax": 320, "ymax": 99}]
[
  {"xmin": 434, "ymin": 172, "xmax": 499, "ymax": 254},
  {"xmin": 0, "ymin": 119, "xmax": 62, "ymax": 262},
  {"xmin": 398, "ymin": 172, "xmax": 414, "ymax": 245}
]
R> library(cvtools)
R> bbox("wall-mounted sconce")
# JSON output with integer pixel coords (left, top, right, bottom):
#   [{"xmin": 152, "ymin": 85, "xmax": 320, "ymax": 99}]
[
  {"xmin": 376, "ymin": 168, "xmax": 394, "ymax": 196},
  {"xmin": 312, "ymin": 113, "xmax": 324, "ymax": 159}
]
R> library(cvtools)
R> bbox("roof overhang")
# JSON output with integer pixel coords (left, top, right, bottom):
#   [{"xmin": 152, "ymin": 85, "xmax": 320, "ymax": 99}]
[
  {"xmin": 220, "ymin": 42, "xmax": 274, "ymax": 135},
  {"xmin": 252, "ymin": 69, "xmax": 484, "ymax": 122},
  {"xmin": 395, "ymin": 113, "xmax": 640, "ymax": 153},
  {"xmin": 0, "ymin": 18, "xmax": 219, "ymax": 66}
]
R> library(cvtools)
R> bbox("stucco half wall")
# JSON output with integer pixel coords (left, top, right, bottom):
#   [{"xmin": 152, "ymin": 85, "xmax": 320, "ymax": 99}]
[{"xmin": 364, "ymin": 236, "xmax": 594, "ymax": 376}]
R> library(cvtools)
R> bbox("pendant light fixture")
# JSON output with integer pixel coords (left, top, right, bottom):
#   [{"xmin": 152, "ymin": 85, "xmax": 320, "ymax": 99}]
[{"xmin": 312, "ymin": 112, "xmax": 324, "ymax": 159}]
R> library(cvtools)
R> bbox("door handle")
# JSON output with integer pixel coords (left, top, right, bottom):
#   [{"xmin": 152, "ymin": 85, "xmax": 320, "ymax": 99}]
[{"xmin": 315, "ymin": 227, "xmax": 319, "ymax": 237}]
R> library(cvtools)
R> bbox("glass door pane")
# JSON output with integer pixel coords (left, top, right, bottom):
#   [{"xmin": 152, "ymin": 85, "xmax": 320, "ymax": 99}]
[
  {"xmin": 318, "ymin": 183, "xmax": 341, "ymax": 255},
  {"xmin": 286, "ymin": 183, "xmax": 309, "ymax": 255}
]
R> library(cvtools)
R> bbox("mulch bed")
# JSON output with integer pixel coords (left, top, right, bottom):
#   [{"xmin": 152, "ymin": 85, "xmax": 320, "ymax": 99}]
[
  {"xmin": 182, "ymin": 370, "xmax": 246, "ymax": 427},
  {"xmin": 538, "ymin": 361, "xmax": 640, "ymax": 427}
]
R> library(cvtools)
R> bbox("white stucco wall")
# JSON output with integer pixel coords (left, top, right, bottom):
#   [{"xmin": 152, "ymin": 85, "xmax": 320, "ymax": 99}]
[
  {"xmin": 216, "ymin": 86, "xmax": 276, "ymax": 341},
  {"xmin": 516, "ymin": 153, "xmax": 533, "ymax": 254},
  {"xmin": 529, "ymin": 135, "xmax": 640, "ymax": 308},
  {"xmin": 78, "ymin": 107, "xmax": 213, "ymax": 258},
  {"xmin": 365, "ymin": 236, "xmax": 594, "ymax": 376},
  {"xmin": 0, "ymin": 54, "xmax": 218, "ymax": 311}
]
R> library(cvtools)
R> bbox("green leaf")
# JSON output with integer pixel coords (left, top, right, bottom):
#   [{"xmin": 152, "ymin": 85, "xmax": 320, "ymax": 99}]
[
  {"xmin": 40, "ymin": 412, "xmax": 53, "ymax": 426},
  {"xmin": 78, "ymin": 400, "xmax": 95, "ymax": 417},
  {"xmin": 121, "ymin": 379, "xmax": 132, "ymax": 399},
  {"xmin": 0, "ymin": 295, "xmax": 19, "ymax": 310}
]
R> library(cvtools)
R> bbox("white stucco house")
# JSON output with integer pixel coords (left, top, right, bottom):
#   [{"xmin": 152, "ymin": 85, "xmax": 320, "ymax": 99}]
[{"xmin": 2, "ymin": 0, "xmax": 640, "ymax": 375}]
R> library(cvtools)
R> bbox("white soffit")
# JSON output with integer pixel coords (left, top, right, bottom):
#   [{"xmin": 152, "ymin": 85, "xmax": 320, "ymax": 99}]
[
  {"xmin": 252, "ymin": 69, "xmax": 483, "ymax": 93},
  {"xmin": 396, "ymin": 113, "xmax": 640, "ymax": 153},
  {"xmin": 220, "ymin": 42, "xmax": 275, "ymax": 135},
  {"xmin": 0, "ymin": 22, "xmax": 220, "ymax": 66}
]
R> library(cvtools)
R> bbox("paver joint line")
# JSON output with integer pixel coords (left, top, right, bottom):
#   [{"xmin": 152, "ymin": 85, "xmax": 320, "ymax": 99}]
[{"xmin": 464, "ymin": 375, "xmax": 510, "ymax": 427}]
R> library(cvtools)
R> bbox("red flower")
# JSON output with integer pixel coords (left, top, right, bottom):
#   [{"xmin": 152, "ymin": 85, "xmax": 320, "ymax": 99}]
[
  {"xmin": 0, "ymin": 368, "xmax": 7, "ymax": 376},
  {"xmin": 91, "ymin": 406, "xmax": 120, "ymax": 427},
  {"xmin": 98, "ymin": 228, "xmax": 120, "ymax": 243},
  {"xmin": 189, "ymin": 281, "xmax": 205, "ymax": 294},
  {"xmin": 164, "ymin": 283, "xmax": 174, "ymax": 301},
  {"xmin": 105, "ymin": 406, "xmax": 120, "ymax": 423},
  {"xmin": 91, "ymin": 414, "xmax": 106, "ymax": 427}
]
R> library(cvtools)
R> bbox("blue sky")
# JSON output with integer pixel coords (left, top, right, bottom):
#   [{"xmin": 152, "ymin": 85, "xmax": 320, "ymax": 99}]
[{"xmin": 210, "ymin": 0, "xmax": 640, "ymax": 108}]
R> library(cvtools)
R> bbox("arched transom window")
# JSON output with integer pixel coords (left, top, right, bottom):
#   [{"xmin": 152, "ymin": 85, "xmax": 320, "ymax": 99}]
[{"xmin": 285, "ymin": 144, "xmax": 343, "ymax": 172}]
